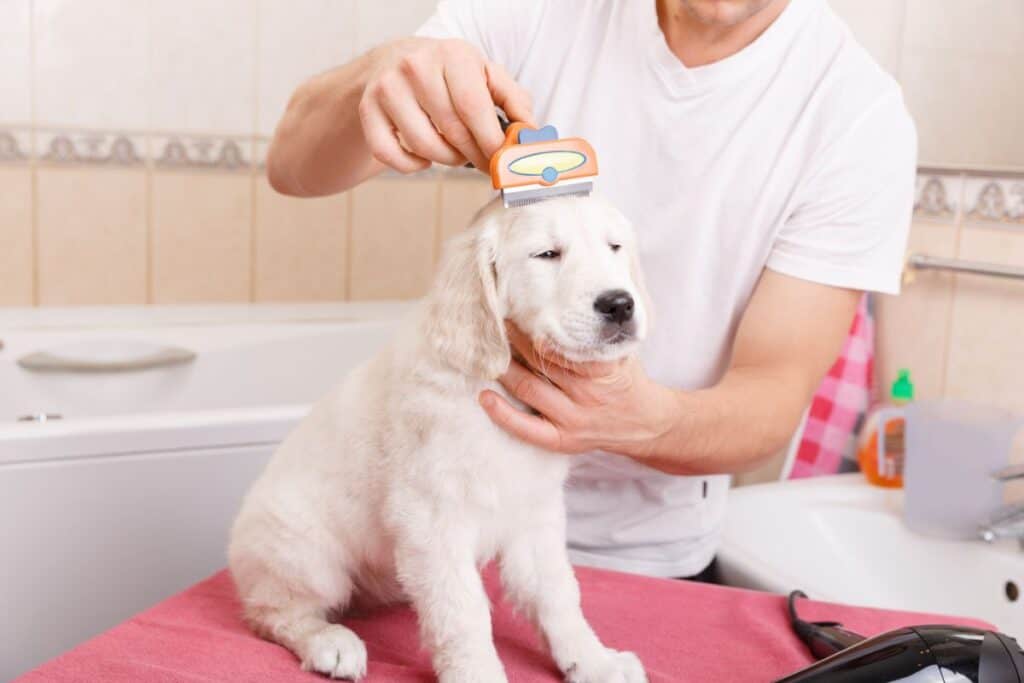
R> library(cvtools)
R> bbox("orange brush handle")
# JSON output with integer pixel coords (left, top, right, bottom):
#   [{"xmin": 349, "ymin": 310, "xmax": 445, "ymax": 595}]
[{"xmin": 489, "ymin": 124, "xmax": 598, "ymax": 190}]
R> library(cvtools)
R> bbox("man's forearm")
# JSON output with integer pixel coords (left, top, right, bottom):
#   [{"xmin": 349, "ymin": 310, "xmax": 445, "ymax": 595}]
[
  {"xmin": 267, "ymin": 49, "xmax": 384, "ymax": 197},
  {"xmin": 641, "ymin": 365, "xmax": 814, "ymax": 476}
]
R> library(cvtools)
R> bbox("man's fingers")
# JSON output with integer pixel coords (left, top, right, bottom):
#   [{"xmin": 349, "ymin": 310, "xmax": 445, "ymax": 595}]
[
  {"xmin": 358, "ymin": 95, "xmax": 430, "ymax": 174},
  {"xmin": 444, "ymin": 59, "xmax": 507, "ymax": 161},
  {"xmin": 406, "ymin": 66, "xmax": 484, "ymax": 168},
  {"xmin": 378, "ymin": 77, "xmax": 464, "ymax": 166},
  {"xmin": 479, "ymin": 390, "xmax": 562, "ymax": 451},
  {"xmin": 485, "ymin": 62, "xmax": 535, "ymax": 126},
  {"xmin": 505, "ymin": 323, "xmax": 620, "ymax": 382},
  {"xmin": 498, "ymin": 360, "xmax": 575, "ymax": 417}
]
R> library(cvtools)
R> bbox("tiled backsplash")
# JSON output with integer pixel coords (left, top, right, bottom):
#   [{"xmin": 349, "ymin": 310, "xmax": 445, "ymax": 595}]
[
  {"xmin": 0, "ymin": 133, "xmax": 492, "ymax": 305},
  {"xmin": 1, "ymin": 0, "xmax": 1023, "ymax": 423},
  {"xmin": 877, "ymin": 169, "xmax": 1024, "ymax": 416}
]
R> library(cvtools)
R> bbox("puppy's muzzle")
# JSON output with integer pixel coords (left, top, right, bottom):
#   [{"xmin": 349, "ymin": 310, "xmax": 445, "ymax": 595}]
[{"xmin": 594, "ymin": 289, "xmax": 637, "ymax": 343}]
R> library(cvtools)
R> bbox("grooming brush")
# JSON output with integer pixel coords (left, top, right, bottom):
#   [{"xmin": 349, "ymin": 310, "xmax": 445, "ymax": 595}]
[{"xmin": 489, "ymin": 123, "xmax": 598, "ymax": 208}]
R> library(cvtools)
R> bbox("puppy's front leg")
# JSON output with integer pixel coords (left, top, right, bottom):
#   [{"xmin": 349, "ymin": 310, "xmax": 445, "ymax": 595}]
[
  {"xmin": 499, "ymin": 524, "xmax": 648, "ymax": 683},
  {"xmin": 395, "ymin": 530, "xmax": 506, "ymax": 683}
]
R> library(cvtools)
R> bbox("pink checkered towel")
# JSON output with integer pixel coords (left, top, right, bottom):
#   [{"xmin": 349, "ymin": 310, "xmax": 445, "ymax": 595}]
[{"xmin": 790, "ymin": 294, "xmax": 874, "ymax": 478}]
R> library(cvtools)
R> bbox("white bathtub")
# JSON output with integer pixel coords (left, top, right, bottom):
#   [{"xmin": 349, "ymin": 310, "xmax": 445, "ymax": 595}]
[{"xmin": 0, "ymin": 302, "xmax": 413, "ymax": 680}]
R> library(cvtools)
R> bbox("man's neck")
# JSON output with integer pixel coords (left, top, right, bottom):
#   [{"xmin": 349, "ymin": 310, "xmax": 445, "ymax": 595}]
[{"xmin": 657, "ymin": 0, "xmax": 790, "ymax": 68}]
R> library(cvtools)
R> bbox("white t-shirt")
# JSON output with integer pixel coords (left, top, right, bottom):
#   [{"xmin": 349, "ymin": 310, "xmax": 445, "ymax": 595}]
[{"xmin": 418, "ymin": 0, "xmax": 916, "ymax": 577}]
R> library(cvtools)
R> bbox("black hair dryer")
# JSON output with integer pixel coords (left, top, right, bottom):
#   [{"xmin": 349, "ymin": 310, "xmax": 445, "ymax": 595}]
[{"xmin": 775, "ymin": 590, "xmax": 1024, "ymax": 683}]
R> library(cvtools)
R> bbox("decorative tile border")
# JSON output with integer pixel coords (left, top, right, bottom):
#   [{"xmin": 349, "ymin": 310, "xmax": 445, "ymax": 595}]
[
  {"xmin": 3, "ymin": 125, "xmax": 1024, "ymax": 216},
  {"xmin": 0, "ymin": 126, "xmax": 253, "ymax": 171},
  {"xmin": 0, "ymin": 128, "xmax": 32, "ymax": 164},
  {"xmin": 152, "ymin": 135, "xmax": 251, "ymax": 172},
  {"xmin": 36, "ymin": 129, "xmax": 145, "ymax": 166},
  {"xmin": 913, "ymin": 171, "xmax": 962, "ymax": 223},
  {"xmin": 963, "ymin": 176, "xmax": 1024, "ymax": 225}
]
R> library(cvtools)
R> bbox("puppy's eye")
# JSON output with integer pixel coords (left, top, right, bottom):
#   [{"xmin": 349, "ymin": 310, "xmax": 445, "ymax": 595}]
[
  {"xmin": 609, "ymin": 243, "xmax": 622, "ymax": 252},
  {"xmin": 532, "ymin": 249, "xmax": 561, "ymax": 260}
]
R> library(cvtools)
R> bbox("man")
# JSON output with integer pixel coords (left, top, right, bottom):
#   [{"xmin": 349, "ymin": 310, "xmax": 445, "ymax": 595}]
[{"xmin": 267, "ymin": 0, "xmax": 916, "ymax": 579}]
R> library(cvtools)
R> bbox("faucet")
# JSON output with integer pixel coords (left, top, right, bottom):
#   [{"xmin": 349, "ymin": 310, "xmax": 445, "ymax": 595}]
[{"xmin": 980, "ymin": 464, "xmax": 1024, "ymax": 545}]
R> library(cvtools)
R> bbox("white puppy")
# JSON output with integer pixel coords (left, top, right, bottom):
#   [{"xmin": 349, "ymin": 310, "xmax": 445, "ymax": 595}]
[{"xmin": 229, "ymin": 194, "xmax": 651, "ymax": 683}]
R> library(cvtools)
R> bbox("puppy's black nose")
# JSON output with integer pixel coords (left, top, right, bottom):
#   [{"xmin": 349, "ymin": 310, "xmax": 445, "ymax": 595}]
[{"xmin": 594, "ymin": 290, "xmax": 634, "ymax": 325}]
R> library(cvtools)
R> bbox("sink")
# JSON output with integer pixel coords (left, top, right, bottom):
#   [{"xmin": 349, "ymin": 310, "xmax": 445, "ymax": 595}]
[{"xmin": 717, "ymin": 473, "xmax": 1024, "ymax": 635}]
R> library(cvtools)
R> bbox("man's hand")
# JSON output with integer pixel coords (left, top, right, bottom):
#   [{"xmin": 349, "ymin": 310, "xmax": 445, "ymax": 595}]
[
  {"xmin": 480, "ymin": 271, "xmax": 861, "ymax": 476},
  {"xmin": 359, "ymin": 38, "xmax": 535, "ymax": 173},
  {"xmin": 478, "ymin": 325, "xmax": 681, "ymax": 458}
]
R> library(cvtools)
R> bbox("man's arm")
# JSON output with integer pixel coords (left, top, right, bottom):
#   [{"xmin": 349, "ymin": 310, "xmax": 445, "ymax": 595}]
[
  {"xmin": 267, "ymin": 37, "xmax": 534, "ymax": 197},
  {"xmin": 642, "ymin": 269, "xmax": 860, "ymax": 474},
  {"xmin": 479, "ymin": 269, "xmax": 860, "ymax": 474}
]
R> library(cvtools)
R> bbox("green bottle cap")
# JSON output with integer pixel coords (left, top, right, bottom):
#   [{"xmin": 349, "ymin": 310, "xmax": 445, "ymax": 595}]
[{"xmin": 891, "ymin": 369, "xmax": 914, "ymax": 402}]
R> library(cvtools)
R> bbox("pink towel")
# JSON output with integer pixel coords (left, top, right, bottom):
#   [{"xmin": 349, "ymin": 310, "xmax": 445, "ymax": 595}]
[
  {"xmin": 791, "ymin": 294, "xmax": 874, "ymax": 478},
  {"xmin": 18, "ymin": 565, "xmax": 993, "ymax": 682}
]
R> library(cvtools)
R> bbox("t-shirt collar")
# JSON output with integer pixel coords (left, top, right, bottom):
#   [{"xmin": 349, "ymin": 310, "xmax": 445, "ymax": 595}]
[{"xmin": 647, "ymin": 0, "xmax": 816, "ymax": 96}]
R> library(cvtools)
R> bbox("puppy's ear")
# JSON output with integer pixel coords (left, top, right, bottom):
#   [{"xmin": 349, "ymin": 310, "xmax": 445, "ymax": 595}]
[{"xmin": 424, "ymin": 209, "xmax": 510, "ymax": 379}]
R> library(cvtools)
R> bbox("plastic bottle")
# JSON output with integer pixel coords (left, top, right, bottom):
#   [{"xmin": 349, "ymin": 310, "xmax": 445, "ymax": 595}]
[{"xmin": 857, "ymin": 369, "xmax": 914, "ymax": 488}]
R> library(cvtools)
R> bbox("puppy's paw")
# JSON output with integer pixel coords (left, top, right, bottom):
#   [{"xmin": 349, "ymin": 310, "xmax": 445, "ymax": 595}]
[
  {"xmin": 564, "ymin": 648, "xmax": 647, "ymax": 683},
  {"xmin": 438, "ymin": 657, "xmax": 508, "ymax": 683},
  {"xmin": 300, "ymin": 625, "xmax": 368, "ymax": 680}
]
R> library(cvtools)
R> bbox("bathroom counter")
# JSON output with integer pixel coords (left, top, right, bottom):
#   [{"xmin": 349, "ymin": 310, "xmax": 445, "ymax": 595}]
[{"xmin": 15, "ymin": 565, "xmax": 993, "ymax": 682}]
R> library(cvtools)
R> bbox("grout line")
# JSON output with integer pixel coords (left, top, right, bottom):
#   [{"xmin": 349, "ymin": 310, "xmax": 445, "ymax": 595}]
[
  {"xmin": 893, "ymin": 0, "xmax": 909, "ymax": 82},
  {"xmin": 145, "ymin": 142, "xmax": 154, "ymax": 304},
  {"xmin": 28, "ymin": 0, "xmax": 39, "ymax": 307},
  {"xmin": 344, "ymin": 189, "xmax": 355, "ymax": 301},
  {"xmin": 937, "ymin": 173, "xmax": 968, "ymax": 398},
  {"xmin": 249, "ymin": 159, "xmax": 258, "ymax": 303},
  {"xmin": 249, "ymin": 0, "xmax": 261, "ymax": 304},
  {"xmin": 433, "ymin": 173, "xmax": 444, "ymax": 265}
]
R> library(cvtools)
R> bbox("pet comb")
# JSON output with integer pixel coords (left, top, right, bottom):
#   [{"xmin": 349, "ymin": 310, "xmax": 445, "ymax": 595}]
[{"xmin": 489, "ymin": 123, "xmax": 598, "ymax": 208}]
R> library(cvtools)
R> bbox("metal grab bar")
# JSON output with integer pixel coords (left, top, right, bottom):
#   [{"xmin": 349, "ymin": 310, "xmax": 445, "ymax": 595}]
[
  {"xmin": 906, "ymin": 253, "xmax": 1024, "ymax": 282},
  {"xmin": 18, "ymin": 346, "xmax": 196, "ymax": 373}
]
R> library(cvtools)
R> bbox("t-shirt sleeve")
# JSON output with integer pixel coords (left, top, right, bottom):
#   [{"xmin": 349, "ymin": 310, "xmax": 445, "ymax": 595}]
[
  {"xmin": 415, "ymin": 0, "xmax": 546, "ymax": 75},
  {"xmin": 767, "ymin": 90, "xmax": 918, "ymax": 295}
]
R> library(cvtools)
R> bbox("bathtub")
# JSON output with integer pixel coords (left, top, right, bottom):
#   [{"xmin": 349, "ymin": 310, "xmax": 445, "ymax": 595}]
[{"xmin": 0, "ymin": 302, "xmax": 413, "ymax": 680}]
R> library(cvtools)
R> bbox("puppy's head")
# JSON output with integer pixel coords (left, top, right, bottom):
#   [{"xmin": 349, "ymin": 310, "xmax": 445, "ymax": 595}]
[{"xmin": 425, "ymin": 194, "xmax": 650, "ymax": 379}]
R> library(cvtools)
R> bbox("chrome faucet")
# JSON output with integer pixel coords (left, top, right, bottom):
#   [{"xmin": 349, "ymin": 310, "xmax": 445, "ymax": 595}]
[{"xmin": 980, "ymin": 465, "xmax": 1024, "ymax": 545}]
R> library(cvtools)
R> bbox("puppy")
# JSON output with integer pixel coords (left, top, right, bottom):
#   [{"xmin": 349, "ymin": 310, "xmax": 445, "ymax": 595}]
[{"xmin": 228, "ymin": 194, "xmax": 651, "ymax": 683}]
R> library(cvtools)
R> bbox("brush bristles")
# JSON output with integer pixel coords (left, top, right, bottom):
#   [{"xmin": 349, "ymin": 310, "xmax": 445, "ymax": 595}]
[{"xmin": 501, "ymin": 180, "xmax": 594, "ymax": 208}]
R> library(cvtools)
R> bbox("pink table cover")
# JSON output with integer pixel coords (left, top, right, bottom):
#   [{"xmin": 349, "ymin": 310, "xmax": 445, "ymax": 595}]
[{"xmin": 19, "ymin": 565, "xmax": 993, "ymax": 682}]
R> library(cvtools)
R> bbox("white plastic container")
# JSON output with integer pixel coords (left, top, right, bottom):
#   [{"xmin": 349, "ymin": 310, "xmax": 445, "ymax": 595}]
[{"xmin": 878, "ymin": 400, "xmax": 1023, "ymax": 539}]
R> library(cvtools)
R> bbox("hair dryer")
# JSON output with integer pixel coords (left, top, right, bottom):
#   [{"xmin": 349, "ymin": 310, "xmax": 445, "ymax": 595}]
[{"xmin": 775, "ymin": 591, "xmax": 1024, "ymax": 683}]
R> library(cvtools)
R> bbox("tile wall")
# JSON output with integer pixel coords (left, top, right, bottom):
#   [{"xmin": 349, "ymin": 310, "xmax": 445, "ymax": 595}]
[
  {"xmin": 0, "ymin": 0, "xmax": 1023, "ymax": 422},
  {"xmin": 0, "ymin": 0, "xmax": 495, "ymax": 307},
  {"xmin": 878, "ymin": 171, "xmax": 1024, "ymax": 414}
]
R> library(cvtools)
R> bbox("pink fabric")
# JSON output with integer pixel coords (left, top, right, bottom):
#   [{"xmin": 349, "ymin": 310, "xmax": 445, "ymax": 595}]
[
  {"xmin": 791, "ymin": 294, "xmax": 875, "ymax": 478},
  {"xmin": 19, "ymin": 565, "xmax": 993, "ymax": 683}
]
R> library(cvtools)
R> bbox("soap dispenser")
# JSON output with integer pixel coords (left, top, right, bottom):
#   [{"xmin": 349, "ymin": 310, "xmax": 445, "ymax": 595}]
[{"xmin": 856, "ymin": 369, "xmax": 914, "ymax": 488}]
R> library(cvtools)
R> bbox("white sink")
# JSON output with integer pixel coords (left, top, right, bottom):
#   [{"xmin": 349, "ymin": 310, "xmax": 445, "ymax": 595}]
[{"xmin": 717, "ymin": 473, "xmax": 1024, "ymax": 635}]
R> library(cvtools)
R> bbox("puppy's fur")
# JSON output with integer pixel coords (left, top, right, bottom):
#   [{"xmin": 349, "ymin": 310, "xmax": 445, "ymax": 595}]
[{"xmin": 229, "ymin": 195, "xmax": 650, "ymax": 683}]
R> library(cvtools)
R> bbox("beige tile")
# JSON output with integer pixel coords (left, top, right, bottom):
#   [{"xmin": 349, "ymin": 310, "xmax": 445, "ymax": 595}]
[
  {"xmin": 34, "ymin": 0, "xmax": 150, "ymax": 129},
  {"xmin": 901, "ymin": 47, "xmax": 1024, "ymax": 168},
  {"xmin": 36, "ymin": 167, "xmax": 147, "ymax": 305},
  {"xmin": 354, "ymin": 0, "xmax": 437, "ymax": 55},
  {"xmin": 349, "ymin": 176, "xmax": 438, "ymax": 300},
  {"xmin": 828, "ymin": 0, "xmax": 906, "ymax": 76},
  {"xmin": 944, "ymin": 225, "xmax": 1024, "ymax": 414},
  {"xmin": 256, "ymin": 0, "xmax": 356, "ymax": 136},
  {"xmin": 0, "ymin": 167, "xmax": 34, "ymax": 305},
  {"xmin": 0, "ymin": 0, "xmax": 31, "ymax": 124},
  {"xmin": 903, "ymin": 0, "xmax": 1024, "ymax": 55},
  {"xmin": 152, "ymin": 171, "xmax": 251, "ymax": 303},
  {"xmin": 438, "ymin": 173, "xmax": 495, "ymax": 245},
  {"xmin": 254, "ymin": 177, "xmax": 348, "ymax": 301},
  {"xmin": 875, "ymin": 221, "xmax": 959, "ymax": 401},
  {"xmin": 149, "ymin": 0, "xmax": 255, "ymax": 133}
]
